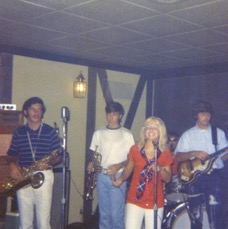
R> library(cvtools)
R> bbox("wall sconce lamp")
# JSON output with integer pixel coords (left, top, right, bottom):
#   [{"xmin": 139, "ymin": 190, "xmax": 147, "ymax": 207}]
[{"xmin": 73, "ymin": 72, "xmax": 87, "ymax": 98}]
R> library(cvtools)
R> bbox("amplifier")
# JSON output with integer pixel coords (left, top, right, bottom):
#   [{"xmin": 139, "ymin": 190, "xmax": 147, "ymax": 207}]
[
  {"xmin": 0, "ymin": 110, "xmax": 23, "ymax": 134},
  {"xmin": 4, "ymin": 212, "xmax": 20, "ymax": 229}
]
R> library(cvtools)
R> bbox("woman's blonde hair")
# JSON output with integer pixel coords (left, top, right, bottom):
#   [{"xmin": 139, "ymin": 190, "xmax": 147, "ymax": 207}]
[{"xmin": 136, "ymin": 116, "xmax": 168, "ymax": 152}]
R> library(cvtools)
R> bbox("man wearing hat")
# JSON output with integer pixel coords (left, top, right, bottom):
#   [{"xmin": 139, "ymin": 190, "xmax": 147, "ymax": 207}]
[{"xmin": 175, "ymin": 101, "xmax": 228, "ymax": 229}]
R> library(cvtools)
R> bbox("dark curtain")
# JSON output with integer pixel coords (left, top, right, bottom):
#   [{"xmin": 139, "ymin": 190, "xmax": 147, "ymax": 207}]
[{"xmin": 154, "ymin": 74, "xmax": 228, "ymax": 137}]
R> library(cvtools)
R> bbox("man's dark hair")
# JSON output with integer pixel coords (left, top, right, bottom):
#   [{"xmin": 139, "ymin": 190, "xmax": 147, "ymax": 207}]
[
  {"xmin": 22, "ymin": 97, "xmax": 46, "ymax": 117},
  {"xmin": 105, "ymin": 101, "xmax": 124, "ymax": 116},
  {"xmin": 168, "ymin": 131, "xmax": 179, "ymax": 142},
  {"xmin": 192, "ymin": 100, "xmax": 213, "ymax": 117}
]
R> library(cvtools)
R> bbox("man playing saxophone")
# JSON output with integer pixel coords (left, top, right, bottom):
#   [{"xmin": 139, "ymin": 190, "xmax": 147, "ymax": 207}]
[
  {"xmin": 7, "ymin": 97, "xmax": 62, "ymax": 229},
  {"xmin": 87, "ymin": 101, "xmax": 134, "ymax": 229}
]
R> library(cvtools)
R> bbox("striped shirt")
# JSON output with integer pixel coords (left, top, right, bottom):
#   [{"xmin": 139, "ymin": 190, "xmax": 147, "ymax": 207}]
[{"xmin": 8, "ymin": 123, "xmax": 61, "ymax": 167}]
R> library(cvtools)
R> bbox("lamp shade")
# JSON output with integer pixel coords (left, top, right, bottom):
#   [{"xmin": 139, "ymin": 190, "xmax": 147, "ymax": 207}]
[{"xmin": 73, "ymin": 72, "xmax": 87, "ymax": 98}]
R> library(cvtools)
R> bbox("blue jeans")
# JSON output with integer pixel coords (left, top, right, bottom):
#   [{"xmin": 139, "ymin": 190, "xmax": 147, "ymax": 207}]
[
  {"xmin": 187, "ymin": 170, "xmax": 222, "ymax": 229},
  {"xmin": 97, "ymin": 172, "xmax": 126, "ymax": 229}
]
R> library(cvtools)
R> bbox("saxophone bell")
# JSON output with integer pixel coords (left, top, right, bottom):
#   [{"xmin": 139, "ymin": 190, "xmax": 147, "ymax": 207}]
[{"xmin": 31, "ymin": 172, "xmax": 45, "ymax": 189}]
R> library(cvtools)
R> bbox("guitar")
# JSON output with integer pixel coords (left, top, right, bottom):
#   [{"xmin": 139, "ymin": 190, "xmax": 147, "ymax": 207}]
[{"xmin": 177, "ymin": 146, "xmax": 228, "ymax": 184}]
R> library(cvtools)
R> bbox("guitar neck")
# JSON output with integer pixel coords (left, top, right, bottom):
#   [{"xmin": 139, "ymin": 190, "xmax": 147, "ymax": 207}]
[{"xmin": 208, "ymin": 146, "xmax": 228, "ymax": 160}]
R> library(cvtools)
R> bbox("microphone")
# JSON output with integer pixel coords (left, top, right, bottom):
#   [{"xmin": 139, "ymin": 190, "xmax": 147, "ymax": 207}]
[{"xmin": 61, "ymin": 107, "xmax": 70, "ymax": 121}]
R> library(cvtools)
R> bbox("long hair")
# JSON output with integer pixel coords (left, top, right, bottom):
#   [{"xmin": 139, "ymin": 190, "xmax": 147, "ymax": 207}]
[{"xmin": 136, "ymin": 116, "xmax": 168, "ymax": 152}]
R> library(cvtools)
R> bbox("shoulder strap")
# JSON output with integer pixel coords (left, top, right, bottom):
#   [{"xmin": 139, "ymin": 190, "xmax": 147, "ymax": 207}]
[{"xmin": 211, "ymin": 125, "xmax": 218, "ymax": 152}]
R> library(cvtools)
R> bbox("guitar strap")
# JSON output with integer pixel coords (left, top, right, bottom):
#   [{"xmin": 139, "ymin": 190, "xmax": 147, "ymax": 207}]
[{"xmin": 211, "ymin": 125, "xmax": 218, "ymax": 152}]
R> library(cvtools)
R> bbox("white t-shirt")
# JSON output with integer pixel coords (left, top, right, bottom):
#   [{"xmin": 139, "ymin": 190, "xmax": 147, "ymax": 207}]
[{"xmin": 90, "ymin": 126, "xmax": 134, "ymax": 169}]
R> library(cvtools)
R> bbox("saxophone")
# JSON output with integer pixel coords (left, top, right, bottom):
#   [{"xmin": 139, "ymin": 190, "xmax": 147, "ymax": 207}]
[
  {"xmin": 2, "ymin": 148, "xmax": 61, "ymax": 195},
  {"xmin": 85, "ymin": 146, "xmax": 102, "ymax": 200}
]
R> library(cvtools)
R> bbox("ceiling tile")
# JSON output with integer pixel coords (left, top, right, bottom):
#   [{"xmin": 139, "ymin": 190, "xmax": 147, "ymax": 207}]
[
  {"xmin": 26, "ymin": 11, "xmax": 109, "ymax": 34},
  {"xmin": 45, "ymin": 36, "xmax": 111, "ymax": 51},
  {"xmin": 162, "ymin": 47, "xmax": 218, "ymax": 59},
  {"xmin": 16, "ymin": 0, "xmax": 89, "ymax": 10},
  {"xmin": 0, "ymin": 0, "xmax": 53, "ymax": 21},
  {"xmin": 171, "ymin": 0, "xmax": 228, "ymax": 28},
  {"xmin": 0, "ymin": 0, "xmax": 228, "ymax": 73},
  {"xmin": 192, "ymin": 54, "xmax": 228, "ymax": 65},
  {"xmin": 168, "ymin": 29, "xmax": 228, "ymax": 46},
  {"xmin": 214, "ymin": 25, "xmax": 228, "ymax": 35},
  {"xmin": 80, "ymin": 26, "xmax": 151, "ymax": 44},
  {"xmin": 0, "ymin": 23, "xmax": 67, "ymax": 44},
  {"xmin": 123, "ymin": 0, "xmax": 219, "ymax": 13},
  {"xmin": 92, "ymin": 46, "xmax": 150, "ymax": 58},
  {"xmin": 121, "ymin": 14, "xmax": 203, "ymax": 37},
  {"xmin": 202, "ymin": 42, "xmax": 228, "ymax": 54},
  {"xmin": 126, "ymin": 38, "xmax": 190, "ymax": 52},
  {"xmin": 64, "ymin": 0, "xmax": 159, "ymax": 25}
]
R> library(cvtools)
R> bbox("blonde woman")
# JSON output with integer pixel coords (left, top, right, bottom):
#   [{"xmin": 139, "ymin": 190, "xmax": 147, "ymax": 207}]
[{"xmin": 113, "ymin": 116, "xmax": 173, "ymax": 229}]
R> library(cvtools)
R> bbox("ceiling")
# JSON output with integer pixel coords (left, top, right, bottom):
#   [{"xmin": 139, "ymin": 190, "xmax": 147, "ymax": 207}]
[{"xmin": 1, "ymin": 0, "xmax": 228, "ymax": 75}]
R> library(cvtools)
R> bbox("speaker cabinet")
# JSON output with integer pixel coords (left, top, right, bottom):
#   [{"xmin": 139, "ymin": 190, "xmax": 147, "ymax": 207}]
[
  {"xmin": 4, "ymin": 212, "xmax": 20, "ymax": 229},
  {"xmin": 0, "ymin": 110, "xmax": 23, "ymax": 134},
  {"xmin": 0, "ymin": 110, "xmax": 23, "ymax": 221},
  {"xmin": 0, "ymin": 110, "xmax": 23, "ymax": 157},
  {"xmin": 51, "ymin": 169, "xmax": 70, "ymax": 229}
]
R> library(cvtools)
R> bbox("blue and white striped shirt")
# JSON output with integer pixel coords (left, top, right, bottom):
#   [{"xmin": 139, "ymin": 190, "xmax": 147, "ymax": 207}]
[{"xmin": 8, "ymin": 123, "xmax": 61, "ymax": 167}]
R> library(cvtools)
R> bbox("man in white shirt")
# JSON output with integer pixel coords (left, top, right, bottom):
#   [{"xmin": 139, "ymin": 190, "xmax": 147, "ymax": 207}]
[
  {"xmin": 88, "ymin": 101, "xmax": 134, "ymax": 229},
  {"xmin": 175, "ymin": 101, "xmax": 228, "ymax": 229}
]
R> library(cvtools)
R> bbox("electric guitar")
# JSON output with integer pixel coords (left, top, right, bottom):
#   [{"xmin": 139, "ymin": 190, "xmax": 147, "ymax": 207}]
[{"xmin": 177, "ymin": 146, "xmax": 228, "ymax": 184}]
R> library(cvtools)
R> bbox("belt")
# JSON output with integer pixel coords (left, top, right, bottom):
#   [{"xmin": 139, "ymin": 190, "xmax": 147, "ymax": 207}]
[
  {"xmin": 39, "ymin": 166, "xmax": 53, "ymax": 171},
  {"xmin": 99, "ymin": 167, "xmax": 123, "ymax": 175},
  {"xmin": 99, "ymin": 167, "xmax": 116, "ymax": 181}
]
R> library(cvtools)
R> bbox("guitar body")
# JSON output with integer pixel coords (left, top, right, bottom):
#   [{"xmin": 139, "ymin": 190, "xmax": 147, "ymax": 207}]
[
  {"xmin": 178, "ymin": 157, "xmax": 217, "ymax": 184},
  {"xmin": 177, "ymin": 146, "xmax": 228, "ymax": 184}
]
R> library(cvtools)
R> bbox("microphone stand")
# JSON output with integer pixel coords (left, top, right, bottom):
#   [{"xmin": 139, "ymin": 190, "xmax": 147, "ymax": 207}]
[
  {"xmin": 153, "ymin": 140, "xmax": 158, "ymax": 229},
  {"xmin": 61, "ymin": 107, "xmax": 70, "ymax": 229}
]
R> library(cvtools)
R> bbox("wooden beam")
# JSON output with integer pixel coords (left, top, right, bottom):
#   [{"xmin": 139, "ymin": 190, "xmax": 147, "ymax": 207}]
[
  {"xmin": 0, "ymin": 53, "xmax": 13, "ymax": 103},
  {"xmin": 83, "ymin": 67, "xmax": 97, "ymax": 225},
  {"xmin": 97, "ymin": 69, "xmax": 113, "ymax": 104}
]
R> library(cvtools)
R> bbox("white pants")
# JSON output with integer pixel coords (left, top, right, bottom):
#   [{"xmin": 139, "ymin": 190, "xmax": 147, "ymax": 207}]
[
  {"xmin": 17, "ymin": 170, "xmax": 54, "ymax": 229},
  {"xmin": 125, "ymin": 203, "xmax": 164, "ymax": 229}
]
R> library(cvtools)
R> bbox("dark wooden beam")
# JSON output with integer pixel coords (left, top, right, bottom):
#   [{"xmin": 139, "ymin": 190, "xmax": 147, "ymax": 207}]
[
  {"xmin": 97, "ymin": 69, "xmax": 113, "ymax": 104},
  {"xmin": 0, "ymin": 53, "xmax": 13, "ymax": 103},
  {"xmin": 83, "ymin": 67, "xmax": 97, "ymax": 225}
]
